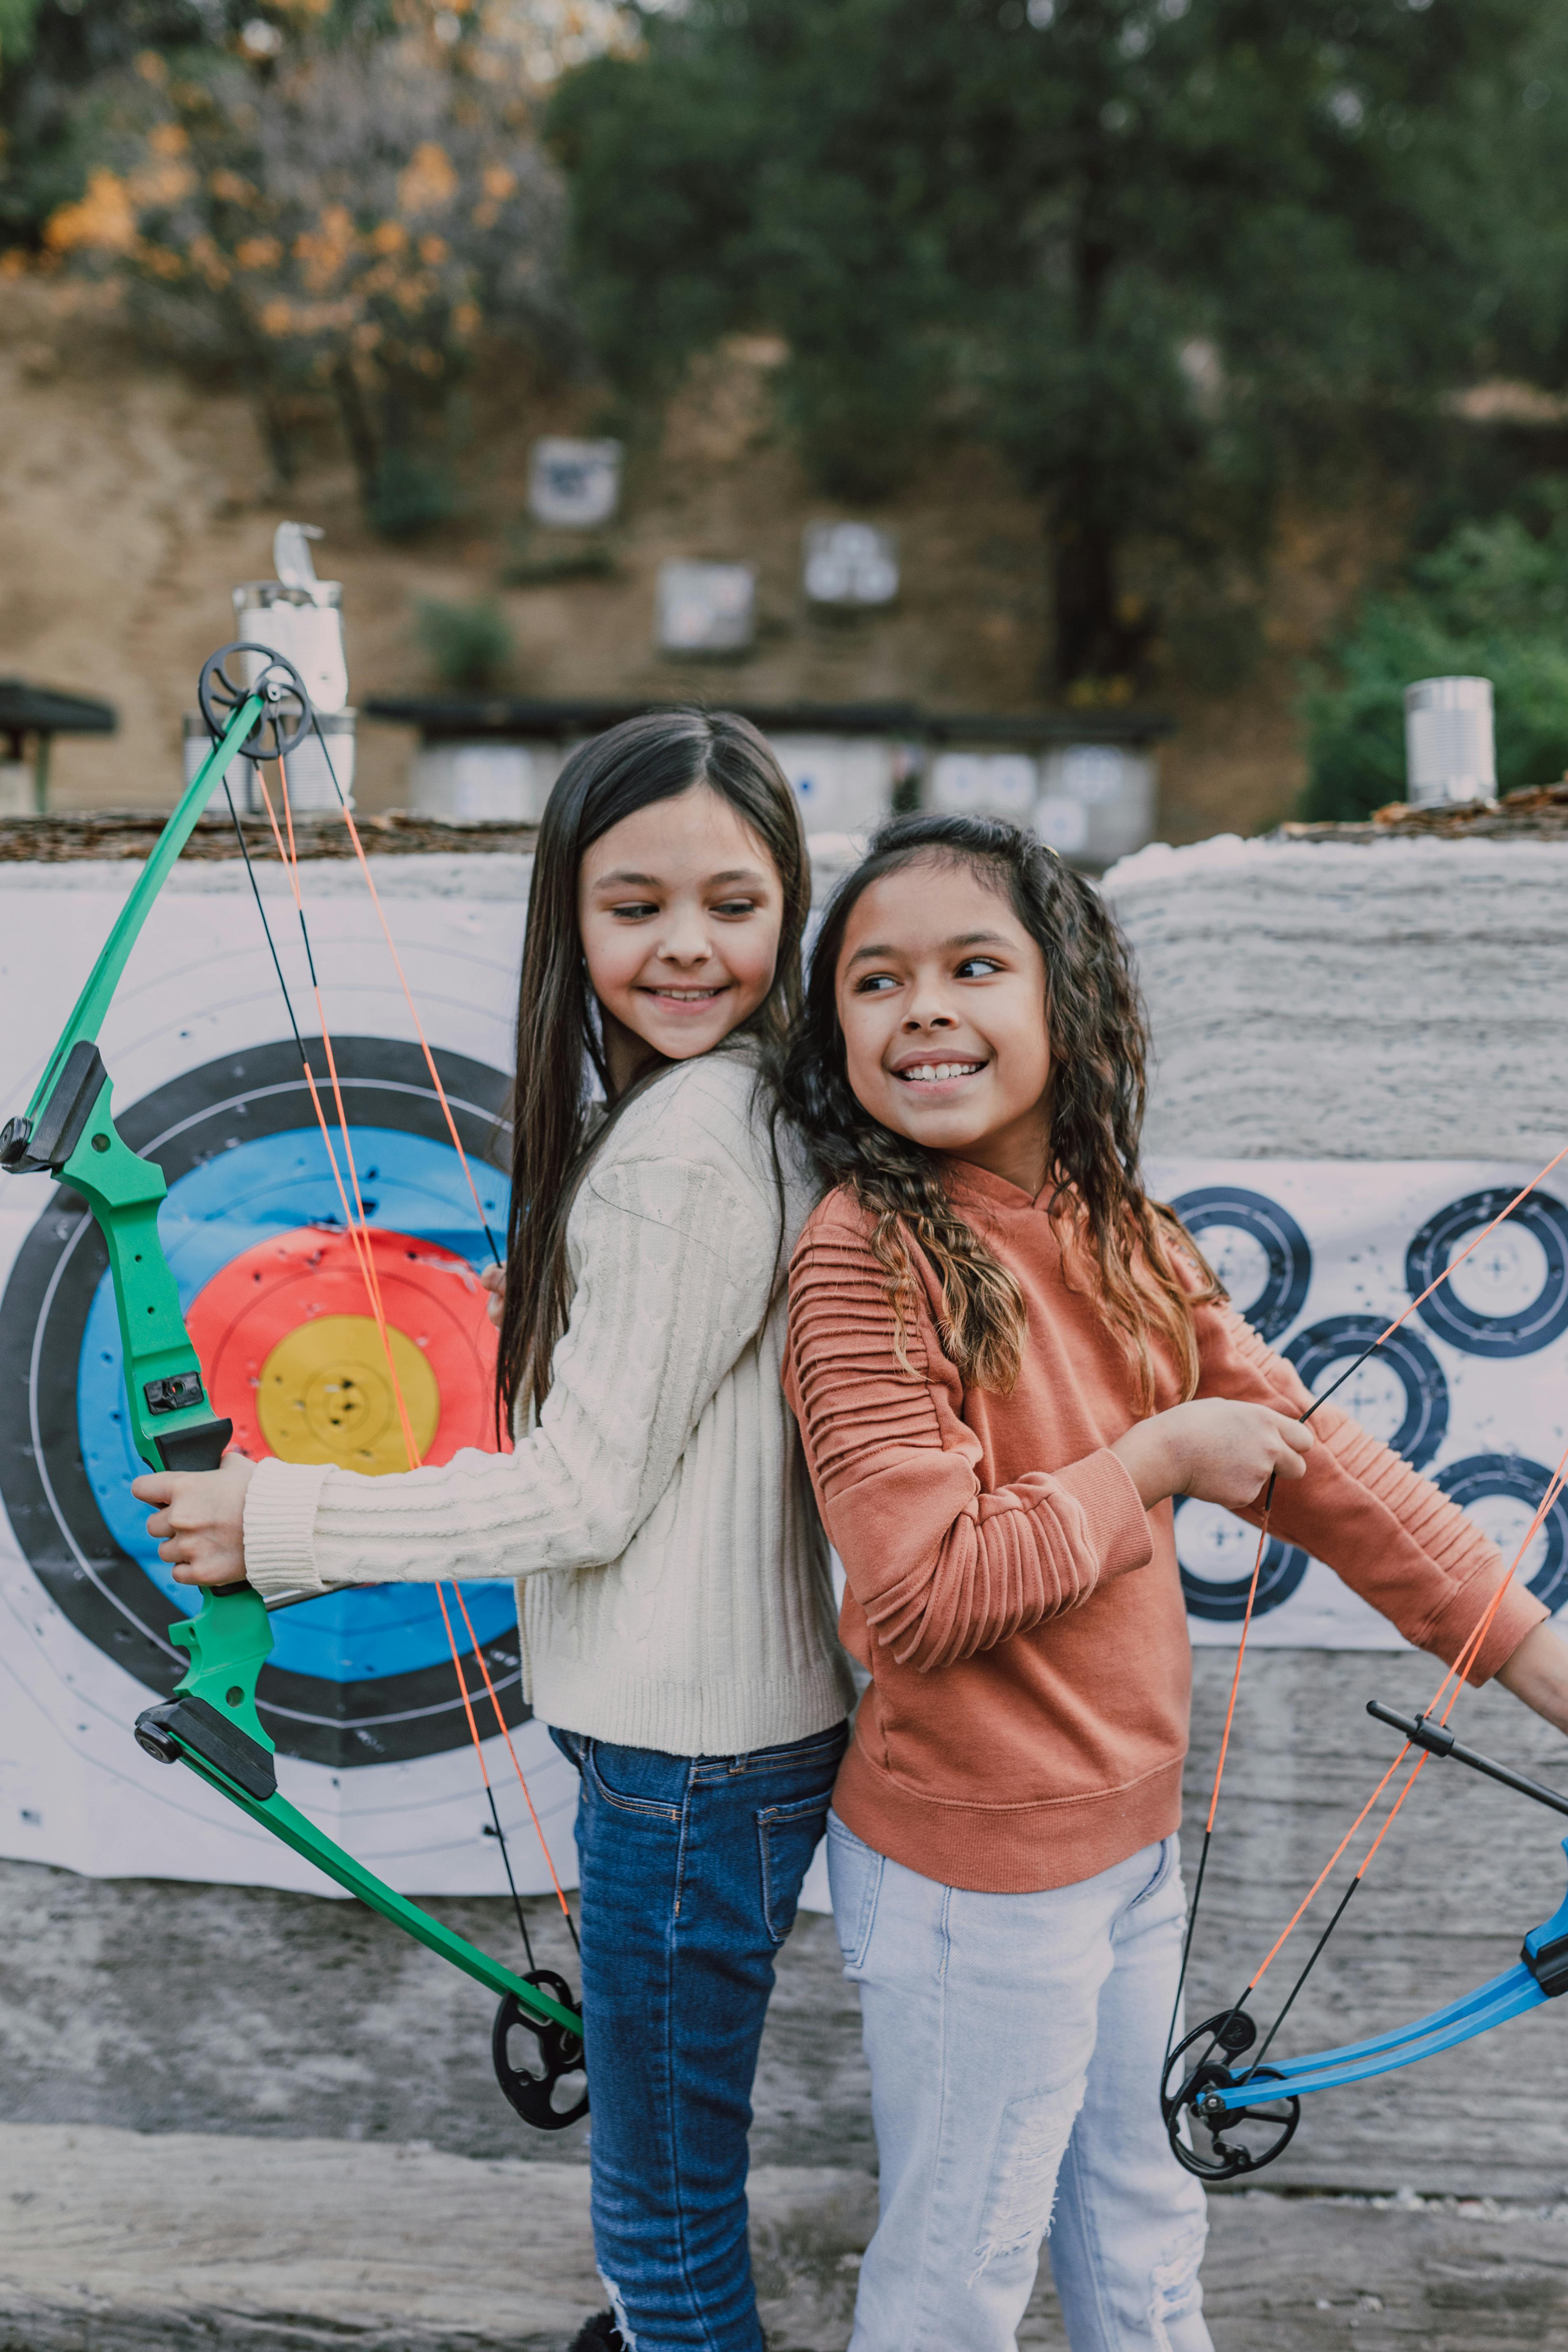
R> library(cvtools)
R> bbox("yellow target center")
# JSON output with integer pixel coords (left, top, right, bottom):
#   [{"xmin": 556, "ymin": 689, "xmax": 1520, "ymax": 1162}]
[{"xmin": 256, "ymin": 1314, "xmax": 440, "ymax": 1475}]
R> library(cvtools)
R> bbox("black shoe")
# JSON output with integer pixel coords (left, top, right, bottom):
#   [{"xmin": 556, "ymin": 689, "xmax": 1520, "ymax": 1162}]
[{"xmin": 566, "ymin": 2313, "xmax": 624, "ymax": 2352}]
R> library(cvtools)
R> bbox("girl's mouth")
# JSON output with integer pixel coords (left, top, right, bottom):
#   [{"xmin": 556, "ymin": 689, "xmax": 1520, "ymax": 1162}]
[
  {"xmin": 640, "ymin": 984, "xmax": 730, "ymax": 1008},
  {"xmin": 893, "ymin": 1060, "xmax": 986, "ymax": 1087}
]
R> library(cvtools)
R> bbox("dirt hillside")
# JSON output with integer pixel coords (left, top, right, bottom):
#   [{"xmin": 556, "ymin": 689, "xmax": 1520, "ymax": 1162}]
[{"xmin": 0, "ymin": 280, "xmax": 1388, "ymax": 837}]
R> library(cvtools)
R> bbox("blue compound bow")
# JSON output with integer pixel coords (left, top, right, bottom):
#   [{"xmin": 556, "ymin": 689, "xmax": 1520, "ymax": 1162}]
[
  {"xmin": 1163, "ymin": 1699, "xmax": 1568, "ymax": 2178},
  {"xmin": 1161, "ymin": 1159, "xmax": 1568, "ymax": 2180}
]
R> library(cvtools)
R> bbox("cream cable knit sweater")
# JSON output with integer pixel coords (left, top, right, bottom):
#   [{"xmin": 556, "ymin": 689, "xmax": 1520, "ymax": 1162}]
[{"xmin": 241, "ymin": 1050, "xmax": 854, "ymax": 1755}]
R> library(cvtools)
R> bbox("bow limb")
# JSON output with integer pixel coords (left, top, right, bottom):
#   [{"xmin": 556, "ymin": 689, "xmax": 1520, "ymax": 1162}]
[
  {"xmin": 0, "ymin": 676, "xmax": 583, "ymax": 2061},
  {"xmin": 0, "ymin": 694, "xmax": 266, "ymax": 1474}
]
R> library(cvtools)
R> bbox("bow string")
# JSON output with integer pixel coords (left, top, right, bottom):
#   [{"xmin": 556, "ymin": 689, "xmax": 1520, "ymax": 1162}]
[
  {"xmin": 1164, "ymin": 1148, "xmax": 1568, "ymax": 2178},
  {"xmin": 0, "ymin": 644, "xmax": 586, "ymax": 2134}
]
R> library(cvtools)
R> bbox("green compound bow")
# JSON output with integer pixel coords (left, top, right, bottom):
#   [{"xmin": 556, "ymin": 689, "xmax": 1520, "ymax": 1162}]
[{"xmin": 0, "ymin": 645, "xmax": 586, "ymax": 2132}]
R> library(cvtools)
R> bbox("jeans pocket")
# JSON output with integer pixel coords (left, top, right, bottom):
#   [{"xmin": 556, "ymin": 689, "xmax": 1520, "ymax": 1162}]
[
  {"xmin": 756, "ymin": 1788, "xmax": 833, "ymax": 1947},
  {"xmin": 582, "ymin": 1739, "xmax": 686, "ymax": 1822},
  {"xmin": 1126, "ymin": 1834, "xmax": 1180, "ymax": 1912},
  {"xmin": 825, "ymin": 1809, "xmax": 884, "ymax": 1973}
]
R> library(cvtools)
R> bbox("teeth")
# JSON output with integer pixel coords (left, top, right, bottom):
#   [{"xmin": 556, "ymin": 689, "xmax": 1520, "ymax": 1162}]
[{"xmin": 902, "ymin": 1062, "xmax": 981, "ymax": 1081}]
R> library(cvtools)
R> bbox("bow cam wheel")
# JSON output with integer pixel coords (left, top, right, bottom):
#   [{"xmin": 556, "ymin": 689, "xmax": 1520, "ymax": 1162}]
[
  {"xmin": 1162, "ymin": 2011, "xmax": 1300, "ymax": 2181},
  {"xmin": 492, "ymin": 1969, "xmax": 589, "ymax": 2133},
  {"xmin": 197, "ymin": 641, "xmax": 313, "ymax": 765}
]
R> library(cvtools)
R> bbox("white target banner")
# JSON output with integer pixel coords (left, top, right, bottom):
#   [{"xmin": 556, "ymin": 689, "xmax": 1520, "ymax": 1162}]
[
  {"xmin": 0, "ymin": 851, "xmax": 587, "ymax": 1896},
  {"xmin": 1147, "ymin": 1160, "xmax": 1568, "ymax": 1648},
  {"xmin": 1, "ymin": 848, "xmax": 1563, "ymax": 1895}
]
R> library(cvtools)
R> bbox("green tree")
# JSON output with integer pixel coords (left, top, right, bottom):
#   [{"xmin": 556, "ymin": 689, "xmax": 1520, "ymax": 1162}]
[
  {"xmin": 43, "ymin": 0, "xmax": 575, "ymax": 529},
  {"xmin": 0, "ymin": 0, "xmax": 209, "ymax": 248},
  {"xmin": 551, "ymin": 0, "xmax": 1547, "ymax": 689},
  {"xmin": 1302, "ymin": 506, "xmax": 1568, "ymax": 820}
]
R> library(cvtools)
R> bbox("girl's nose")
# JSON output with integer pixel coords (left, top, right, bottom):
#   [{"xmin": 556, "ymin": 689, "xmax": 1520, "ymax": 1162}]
[
  {"xmin": 656, "ymin": 909, "xmax": 714, "ymax": 963},
  {"xmin": 904, "ymin": 1002, "xmax": 958, "ymax": 1031}
]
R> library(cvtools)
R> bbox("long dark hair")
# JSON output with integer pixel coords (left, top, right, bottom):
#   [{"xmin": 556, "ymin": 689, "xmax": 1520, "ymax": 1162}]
[
  {"xmin": 496, "ymin": 708, "xmax": 809, "ymax": 1429},
  {"xmin": 779, "ymin": 812, "xmax": 1221, "ymax": 1409}
]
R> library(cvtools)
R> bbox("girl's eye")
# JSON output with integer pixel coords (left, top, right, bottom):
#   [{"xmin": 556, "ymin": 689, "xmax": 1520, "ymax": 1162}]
[
  {"xmin": 712, "ymin": 898, "xmax": 759, "ymax": 918},
  {"xmin": 853, "ymin": 972, "xmax": 899, "ymax": 993},
  {"xmin": 609, "ymin": 900, "xmax": 660, "ymax": 920},
  {"xmin": 955, "ymin": 956, "xmax": 1003, "ymax": 979}
]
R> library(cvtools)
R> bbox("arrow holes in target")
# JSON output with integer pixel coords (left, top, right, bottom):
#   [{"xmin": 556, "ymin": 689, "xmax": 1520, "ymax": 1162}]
[
  {"xmin": 1169, "ymin": 1187, "xmax": 1312, "ymax": 1344},
  {"xmin": 1284, "ymin": 1315, "xmax": 1449, "ymax": 1472},
  {"xmin": 0, "ymin": 1035, "xmax": 520, "ymax": 1766},
  {"xmin": 1406, "ymin": 1188, "xmax": 1568, "ymax": 1359},
  {"xmin": 1174, "ymin": 1499, "xmax": 1310, "ymax": 1624},
  {"xmin": 1435, "ymin": 1455, "xmax": 1568, "ymax": 1617}
]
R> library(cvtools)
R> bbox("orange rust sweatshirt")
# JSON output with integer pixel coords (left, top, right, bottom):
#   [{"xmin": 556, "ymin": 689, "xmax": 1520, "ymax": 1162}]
[{"xmin": 783, "ymin": 1163, "xmax": 1545, "ymax": 1894}]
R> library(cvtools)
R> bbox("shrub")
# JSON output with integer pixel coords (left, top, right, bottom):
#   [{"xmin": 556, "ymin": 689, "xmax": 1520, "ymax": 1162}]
[
  {"xmin": 1301, "ymin": 511, "xmax": 1568, "ymax": 822},
  {"xmin": 415, "ymin": 595, "xmax": 513, "ymax": 693}
]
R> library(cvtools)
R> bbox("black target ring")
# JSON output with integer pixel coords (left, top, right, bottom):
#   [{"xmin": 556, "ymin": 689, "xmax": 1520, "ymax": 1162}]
[
  {"xmin": 1406, "ymin": 1187, "xmax": 1568, "ymax": 1360},
  {"xmin": 1284, "ymin": 1314, "xmax": 1449, "ymax": 1472},
  {"xmin": 1170, "ymin": 1186, "xmax": 1312, "ymax": 1343},
  {"xmin": 1435, "ymin": 1454, "xmax": 1568, "ymax": 1616},
  {"xmin": 1174, "ymin": 1495, "xmax": 1310, "ymax": 1624},
  {"xmin": 0, "ymin": 1035, "xmax": 517, "ymax": 1769}
]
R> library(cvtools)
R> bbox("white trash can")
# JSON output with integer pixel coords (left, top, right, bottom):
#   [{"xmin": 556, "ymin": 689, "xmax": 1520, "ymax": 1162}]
[{"xmin": 1404, "ymin": 676, "xmax": 1495, "ymax": 805}]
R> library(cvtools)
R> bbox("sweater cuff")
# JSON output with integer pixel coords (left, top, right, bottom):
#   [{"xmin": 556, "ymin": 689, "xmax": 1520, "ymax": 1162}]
[
  {"xmin": 1422, "ymin": 1566, "xmax": 1549, "ymax": 1686},
  {"xmin": 1052, "ymin": 1447, "xmax": 1153, "ymax": 1580},
  {"xmin": 243, "ymin": 1457, "xmax": 336, "ymax": 1601}
]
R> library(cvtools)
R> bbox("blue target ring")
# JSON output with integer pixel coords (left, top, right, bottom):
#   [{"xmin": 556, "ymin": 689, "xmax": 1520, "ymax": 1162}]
[
  {"xmin": 1284, "ymin": 1314, "xmax": 1449, "ymax": 1471},
  {"xmin": 1434, "ymin": 1454, "xmax": 1568, "ymax": 1616},
  {"xmin": 0, "ymin": 1035, "xmax": 519, "ymax": 1766},
  {"xmin": 1406, "ymin": 1188, "xmax": 1568, "ymax": 1359},
  {"xmin": 1169, "ymin": 1185, "xmax": 1312, "ymax": 1343},
  {"xmin": 77, "ymin": 1125, "xmax": 512, "ymax": 1685},
  {"xmin": 1174, "ymin": 1496, "xmax": 1311, "ymax": 1624}
]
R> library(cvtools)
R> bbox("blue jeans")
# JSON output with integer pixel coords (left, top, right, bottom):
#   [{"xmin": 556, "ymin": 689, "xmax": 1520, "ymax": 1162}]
[
  {"xmin": 827, "ymin": 1815, "xmax": 1211, "ymax": 2352},
  {"xmin": 552, "ymin": 1721, "xmax": 849, "ymax": 2351}
]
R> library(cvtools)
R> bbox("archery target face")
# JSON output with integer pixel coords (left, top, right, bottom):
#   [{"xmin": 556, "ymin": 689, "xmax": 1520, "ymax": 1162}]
[
  {"xmin": 0, "ymin": 854, "xmax": 588, "ymax": 1897},
  {"xmin": 2, "ymin": 1035, "xmax": 522, "ymax": 1766},
  {"xmin": 1154, "ymin": 1162, "xmax": 1568, "ymax": 1645}
]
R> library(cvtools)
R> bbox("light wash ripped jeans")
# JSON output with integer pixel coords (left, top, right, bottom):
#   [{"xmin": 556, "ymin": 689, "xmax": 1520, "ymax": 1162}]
[{"xmin": 826, "ymin": 1813, "xmax": 1211, "ymax": 2352}]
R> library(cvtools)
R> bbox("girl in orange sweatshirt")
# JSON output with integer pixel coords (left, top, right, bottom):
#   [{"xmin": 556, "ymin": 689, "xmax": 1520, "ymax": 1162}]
[{"xmin": 778, "ymin": 812, "xmax": 1568, "ymax": 2352}]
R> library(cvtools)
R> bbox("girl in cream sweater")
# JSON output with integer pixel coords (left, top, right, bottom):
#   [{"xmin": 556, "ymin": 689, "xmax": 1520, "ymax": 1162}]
[{"xmin": 136, "ymin": 712, "xmax": 854, "ymax": 2352}]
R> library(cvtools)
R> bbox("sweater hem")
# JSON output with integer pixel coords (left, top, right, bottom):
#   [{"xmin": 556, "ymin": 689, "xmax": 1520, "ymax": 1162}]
[
  {"xmin": 832, "ymin": 1739, "xmax": 1186, "ymax": 1893},
  {"xmin": 533, "ymin": 1658, "xmax": 855, "ymax": 1758}
]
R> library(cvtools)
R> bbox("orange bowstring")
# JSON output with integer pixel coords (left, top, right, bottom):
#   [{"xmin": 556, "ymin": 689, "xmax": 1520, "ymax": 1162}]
[
  {"xmin": 1197, "ymin": 1145, "xmax": 1568, "ymax": 2000},
  {"xmin": 251, "ymin": 763, "xmax": 421, "ymax": 1472},
  {"xmin": 1242, "ymin": 1429, "xmax": 1568, "ymax": 1999},
  {"xmin": 307, "ymin": 733, "xmax": 502, "ymax": 1261},
  {"xmin": 260, "ymin": 749, "xmax": 567, "ymax": 1937}
]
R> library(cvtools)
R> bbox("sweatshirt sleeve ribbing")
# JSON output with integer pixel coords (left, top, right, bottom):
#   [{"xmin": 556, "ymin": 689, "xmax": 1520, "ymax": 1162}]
[
  {"xmin": 242, "ymin": 1144, "xmax": 783, "ymax": 1600},
  {"xmin": 785, "ymin": 1209, "xmax": 1152, "ymax": 1670},
  {"xmin": 1196, "ymin": 1302, "xmax": 1546, "ymax": 1682}
]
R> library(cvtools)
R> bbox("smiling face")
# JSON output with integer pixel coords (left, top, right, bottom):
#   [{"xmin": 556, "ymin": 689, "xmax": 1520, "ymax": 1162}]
[
  {"xmin": 578, "ymin": 783, "xmax": 784, "ymax": 1092},
  {"xmin": 834, "ymin": 853, "xmax": 1055, "ymax": 1196}
]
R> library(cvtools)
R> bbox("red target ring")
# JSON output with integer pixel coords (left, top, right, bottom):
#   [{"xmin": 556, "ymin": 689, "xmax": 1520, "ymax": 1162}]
[{"xmin": 187, "ymin": 1224, "xmax": 506, "ymax": 1475}]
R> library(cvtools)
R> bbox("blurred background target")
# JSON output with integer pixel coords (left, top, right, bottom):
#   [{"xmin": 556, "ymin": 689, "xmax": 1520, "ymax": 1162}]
[{"xmin": 0, "ymin": 1035, "xmax": 520, "ymax": 1766}]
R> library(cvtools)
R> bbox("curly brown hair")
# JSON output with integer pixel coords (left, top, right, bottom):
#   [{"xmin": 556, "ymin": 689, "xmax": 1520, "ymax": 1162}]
[{"xmin": 778, "ymin": 813, "xmax": 1221, "ymax": 1410}]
